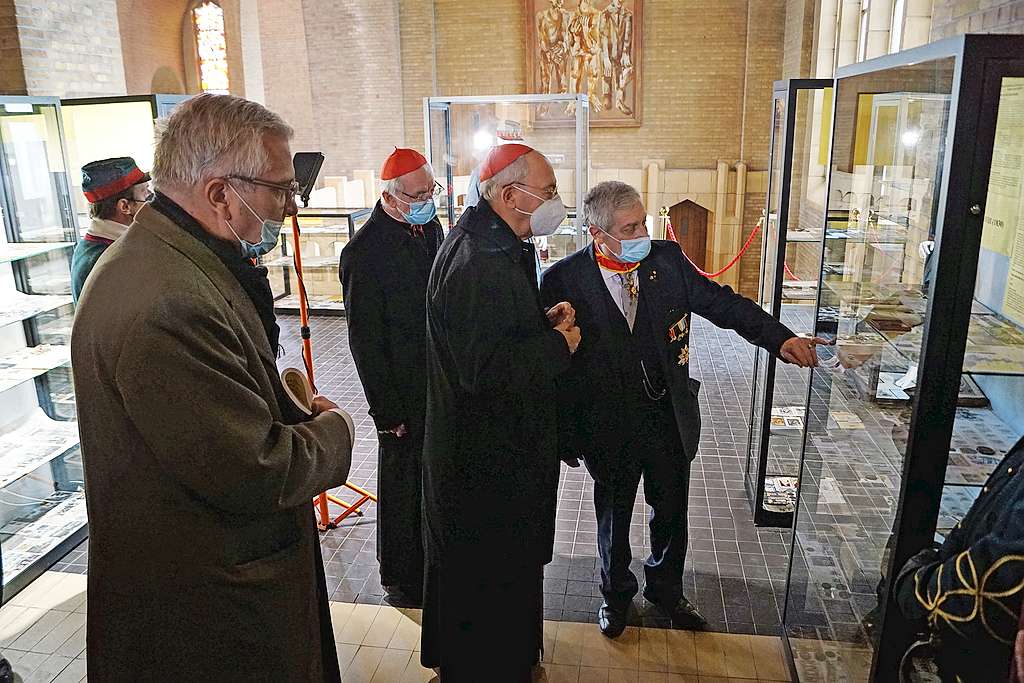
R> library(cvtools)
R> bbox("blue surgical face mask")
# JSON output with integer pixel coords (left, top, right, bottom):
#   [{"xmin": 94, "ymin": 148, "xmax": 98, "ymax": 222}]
[
  {"xmin": 394, "ymin": 195, "xmax": 438, "ymax": 225},
  {"xmin": 599, "ymin": 227, "xmax": 651, "ymax": 263},
  {"xmin": 226, "ymin": 184, "xmax": 284, "ymax": 258}
]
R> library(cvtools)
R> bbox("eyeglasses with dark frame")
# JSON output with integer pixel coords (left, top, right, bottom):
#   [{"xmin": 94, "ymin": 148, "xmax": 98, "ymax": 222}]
[
  {"xmin": 396, "ymin": 180, "xmax": 444, "ymax": 203},
  {"xmin": 227, "ymin": 175, "xmax": 300, "ymax": 199},
  {"xmin": 510, "ymin": 182, "xmax": 559, "ymax": 201}
]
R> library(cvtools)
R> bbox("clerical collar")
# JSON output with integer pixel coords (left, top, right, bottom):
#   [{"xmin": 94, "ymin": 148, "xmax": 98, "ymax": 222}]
[{"xmin": 595, "ymin": 248, "xmax": 639, "ymax": 274}]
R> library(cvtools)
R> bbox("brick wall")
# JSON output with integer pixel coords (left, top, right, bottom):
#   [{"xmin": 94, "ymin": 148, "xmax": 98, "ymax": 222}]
[
  {"xmin": 117, "ymin": 0, "xmax": 189, "ymax": 94},
  {"xmin": 258, "ymin": 0, "xmax": 319, "ymax": 158},
  {"xmin": 11, "ymin": 0, "xmax": 126, "ymax": 97},
  {"xmin": 0, "ymin": 0, "xmax": 26, "ymax": 94},
  {"xmin": 302, "ymin": 0, "xmax": 405, "ymax": 178},
  {"xmin": 931, "ymin": 0, "xmax": 1024, "ymax": 38},
  {"xmin": 782, "ymin": 0, "xmax": 816, "ymax": 79}
]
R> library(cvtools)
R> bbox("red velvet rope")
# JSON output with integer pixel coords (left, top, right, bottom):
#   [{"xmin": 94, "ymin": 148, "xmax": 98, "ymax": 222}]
[{"xmin": 676, "ymin": 217, "xmax": 763, "ymax": 279}]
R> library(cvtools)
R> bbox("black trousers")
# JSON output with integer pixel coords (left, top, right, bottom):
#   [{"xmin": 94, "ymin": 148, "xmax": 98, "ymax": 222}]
[
  {"xmin": 377, "ymin": 432, "xmax": 425, "ymax": 591},
  {"xmin": 421, "ymin": 560, "xmax": 543, "ymax": 682},
  {"xmin": 592, "ymin": 405, "xmax": 690, "ymax": 609}
]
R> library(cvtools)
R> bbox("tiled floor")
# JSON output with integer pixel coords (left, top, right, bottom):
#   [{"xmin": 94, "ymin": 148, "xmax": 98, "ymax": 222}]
[
  {"xmin": 0, "ymin": 570, "xmax": 794, "ymax": 683},
  {"xmin": 53, "ymin": 314, "xmax": 796, "ymax": 636}
]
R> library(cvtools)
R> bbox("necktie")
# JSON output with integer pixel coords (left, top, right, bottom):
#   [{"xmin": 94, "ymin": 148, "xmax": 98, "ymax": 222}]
[{"xmin": 618, "ymin": 271, "xmax": 638, "ymax": 330}]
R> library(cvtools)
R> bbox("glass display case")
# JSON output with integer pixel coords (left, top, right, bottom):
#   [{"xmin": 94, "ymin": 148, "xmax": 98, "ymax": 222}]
[
  {"xmin": 779, "ymin": 35, "xmax": 1024, "ymax": 681},
  {"xmin": 61, "ymin": 94, "xmax": 190, "ymax": 230},
  {"xmin": 0, "ymin": 96, "xmax": 85, "ymax": 602},
  {"xmin": 264, "ymin": 207, "xmax": 372, "ymax": 315},
  {"xmin": 745, "ymin": 79, "xmax": 833, "ymax": 528},
  {"xmin": 423, "ymin": 94, "xmax": 590, "ymax": 269}
]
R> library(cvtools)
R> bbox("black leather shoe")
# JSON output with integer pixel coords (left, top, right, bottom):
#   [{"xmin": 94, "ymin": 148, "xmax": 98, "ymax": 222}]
[
  {"xmin": 598, "ymin": 602, "xmax": 628, "ymax": 638},
  {"xmin": 643, "ymin": 589, "xmax": 707, "ymax": 629},
  {"xmin": 384, "ymin": 584, "xmax": 423, "ymax": 608}
]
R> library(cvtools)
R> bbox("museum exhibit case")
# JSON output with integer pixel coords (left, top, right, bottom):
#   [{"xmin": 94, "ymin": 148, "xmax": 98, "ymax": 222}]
[
  {"xmin": 263, "ymin": 207, "xmax": 372, "ymax": 315},
  {"xmin": 61, "ymin": 94, "xmax": 190, "ymax": 230},
  {"xmin": 0, "ymin": 96, "xmax": 86, "ymax": 602},
  {"xmin": 745, "ymin": 79, "xmax": 834, "ymax": 528},
  {"xmin": 777, "ymin": 35, "xmax": 1024, "ymax": 681},
  {"xmin": 423, "ymin": 94, "xmax": 590, "ymax": 269}
]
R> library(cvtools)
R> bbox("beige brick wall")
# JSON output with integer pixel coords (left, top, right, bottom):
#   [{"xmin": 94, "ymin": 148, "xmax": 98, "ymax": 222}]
[
  {"xmin": 302, "ymin": 0, "xmax": 405, "ymax": 178},
  {"xmin": 0, "ymin": 0, "xmax": 26, "ymax": 94},
  {"xmin": 117, "ymin": 0, "xmax": 189, "ymax": 94},
  {"xmin": 13, "ymin": 0, "xmax": 126, "ymax": 97},
  {"xmin": 931, "ymin": 0, "xmax": 1024, "ymax": 38},
  {"xmin": 782, "ymin": 0, "xmax": 816, "ymax": 79}
]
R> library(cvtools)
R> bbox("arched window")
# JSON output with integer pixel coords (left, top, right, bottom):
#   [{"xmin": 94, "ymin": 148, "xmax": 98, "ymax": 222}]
[{"xmin": 192, "ymin": 1, "xmax": 229, "ymax": 94}]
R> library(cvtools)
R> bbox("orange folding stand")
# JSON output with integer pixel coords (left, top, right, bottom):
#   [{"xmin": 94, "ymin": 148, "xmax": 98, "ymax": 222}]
[{"xmin": 289, "ymin": 213, "xmax": 378, "ymax": 531}]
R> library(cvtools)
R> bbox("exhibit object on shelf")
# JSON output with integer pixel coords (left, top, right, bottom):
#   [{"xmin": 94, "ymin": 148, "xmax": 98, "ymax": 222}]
[
  {"xmin": 776, "ymin": 35, "xmax": 1024, "ymax": 682},
  {"xmin": 526, "ymin": 0, "xmax": 642, "ymax": 126},
  {"xmin": 0, "ymin": 95, "xmax": 85, "ymax": 603}
]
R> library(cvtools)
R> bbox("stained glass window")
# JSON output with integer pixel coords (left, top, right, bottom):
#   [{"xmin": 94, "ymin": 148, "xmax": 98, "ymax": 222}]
[{"xmin": 193, "ymin": 1, "xmax": 229, "ymax": 94}]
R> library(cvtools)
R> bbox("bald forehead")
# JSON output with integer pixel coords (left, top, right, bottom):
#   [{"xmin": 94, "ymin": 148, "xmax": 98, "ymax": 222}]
[{"xmin": 525, "ymin": 151, "xmax": 556, "ymax": 190}]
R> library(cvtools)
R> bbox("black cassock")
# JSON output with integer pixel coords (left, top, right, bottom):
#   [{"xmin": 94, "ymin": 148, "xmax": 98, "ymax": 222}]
[
  {"xmin": 340, "ymin": 201, "xmax": 443, "ymax": 591},
  {"xmin": 421, "ymin": 199, "xmax": 571, "ymax": 681}
]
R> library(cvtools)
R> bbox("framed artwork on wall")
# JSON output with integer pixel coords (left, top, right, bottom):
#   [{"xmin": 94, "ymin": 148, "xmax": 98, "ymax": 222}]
[{"xmin": 526, "ymin": 0, "xmax": 644, "ymax": 127}]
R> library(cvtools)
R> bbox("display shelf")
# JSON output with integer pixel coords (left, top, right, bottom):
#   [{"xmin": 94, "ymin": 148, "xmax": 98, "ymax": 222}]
[
  {"xmin": 0, "ymin": 243, "xmax": 74, "ymax": 265},
  {"xmin": 0, "ymin": 410, "xmax": 79, "ymax": 490},
  {"xmin": 0, "ymin": 292, "xmax": 73, "ymax": 331},
  {"xmin": 0, "ymin": 344, "xmax": 70, "ymax": 393},
  {"xmin": 273, "ymin": 293, "xmax": 344, "ymax": 314},
  {"xmin": 1, "ymin": 490, "xmax": 87, "ymax": 586}
]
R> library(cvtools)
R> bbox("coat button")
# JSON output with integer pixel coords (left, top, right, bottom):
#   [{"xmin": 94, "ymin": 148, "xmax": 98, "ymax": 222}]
[
  {"xmin": 984, "ymin": 486, "xmax": 990, "ymax": 493},
  {"xmin": 1009, "ymin": 467, "xmax": 1014, "ymax": 475}
]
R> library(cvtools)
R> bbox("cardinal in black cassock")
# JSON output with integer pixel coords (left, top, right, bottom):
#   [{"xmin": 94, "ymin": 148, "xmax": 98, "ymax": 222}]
[{"xmin": 420, "ymin": 143, "xmax": 581, "ymax": 682}]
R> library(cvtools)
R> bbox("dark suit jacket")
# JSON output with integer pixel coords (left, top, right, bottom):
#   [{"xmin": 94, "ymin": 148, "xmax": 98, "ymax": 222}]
[
  {"xmin": 540, "ymin": 241, "xmax": 794, "ymax": 482},
  {"xmin": 340, "ymin": 201, "xmax": 443, "ymax": 437}
]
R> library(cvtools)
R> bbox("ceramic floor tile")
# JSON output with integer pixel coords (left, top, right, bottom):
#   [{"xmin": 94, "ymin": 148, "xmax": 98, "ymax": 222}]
[
  {"xmin": 362, "ymin": 606, "xmax": 403, "ymax": 647},
  {"xmin": 607, "ymin": 668, "xmax": 640, "ymax": 683},
  {"xmin": 337, "ymin": 604, "xmax": 381, "ymax": 645},
  {"xmin": 638, "ymin": 627, "xmax": 668, "ymax": 672},
  {"xmin": 605, "ymin": 626, "xmax": 641, "ymax": 670},
  {"xmin": 11, "ymin": 610, "xmax": 72, "ymax": 652},
  {"xmin": 747, "ymin": 635, "xmax": 790, "ymax": 682},
  {"xmin": 692, "ymin": 633, "xmax": 729, "ymax": 678},
  {"xmin": 53, "ymin": 624, "xmax": 86, "ymax": 659},
  {"xmin": 335, "ymin": 642, "xmax": 360, "ymax": 672},
  {"xmin": 579, "ymin": 623, "xmax": 613, "ymax": 669},
  {"xmin": 24, "ymin": 654, "xmax": 73, "ymax": 683},
  {"xmin": 579, "ymin": 666, "xmax": 610, "ymax": 683},
  {"xmin": 51, "ymin": 657, "xmax": 86, "ymax": 683},
  {"xmin": 388, "ymin": 612, "xmax": 422, "ymax": 651},
  {"xmin": 343, "ymin": 645, "xmax": 387, "ymax": 683},
  {"xmin": 369, "ymin": 648, "xmax": 413, "ymax": 683},
  {"xmin": 329, "ymin": 600, "xmax": 356, "ymax": 638},
  {"xmin": 543, "ymin": 620, "xmax": 559, "ymax": 663},
  {"xmin": 552, "ymin": 621, "xmax": 587, "ymax": 666},
  {"xmin": 9, "ymin": 573, "xmax": 65, "ymax": 609},
  {"xmin": 399, "ymin": 653, "xmax": 436, "ymax": 683},
  {"xmin": 717, "ymin": 634, "xmax": 756, "ymax": 679},
  {"xmin": 665, "ymin": 630, "xmax": 698, "ymax": 675},
  {"xmin": 0, "ymin": 606, "xmax": 44, "ymax": 648},
  {"xmin": 539, "ymin": 662, "xmax": 581, "ymax": 683}
]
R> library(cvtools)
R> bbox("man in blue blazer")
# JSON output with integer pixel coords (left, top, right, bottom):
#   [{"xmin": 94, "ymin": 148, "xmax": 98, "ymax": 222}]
[{"xmin": 541, "ymin": 181, "xmax": 825, "ymax": 637}]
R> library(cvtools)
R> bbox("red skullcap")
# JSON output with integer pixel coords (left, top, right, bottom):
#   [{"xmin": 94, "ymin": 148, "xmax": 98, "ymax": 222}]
[
  {"xmin": 380, "ymin": 147, "xmax": 428, "ymax": 180},
  {"xmin": 478, "ymin": 143, "xmax": 534, "ymax": 181}
]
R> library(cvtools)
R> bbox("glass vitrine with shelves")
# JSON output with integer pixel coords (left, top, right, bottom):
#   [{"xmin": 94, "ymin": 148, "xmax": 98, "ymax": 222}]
[
  {"xmin": 423, "ymin": 94, "xmax": 590, "ymax": 269},
  {"xmin": 0, "ymin": 96, "xmax": 85, "ymax": 602},
  {"xmin": 745, "ymin": 79, "xmax": 833, "ymax": 527},
  {"xmin": 264, "ymin": 207, "xmax": 372, "ymax": 315},
  {"xmin": 780, "ymin": 35, "xmax": 1024, "ymax": 681},
  {"xmin": 61, "ymin": 94, "xmax": 190, "ymax": 230}
]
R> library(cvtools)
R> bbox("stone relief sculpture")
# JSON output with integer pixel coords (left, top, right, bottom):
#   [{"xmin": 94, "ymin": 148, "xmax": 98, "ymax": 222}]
[{"xmin": 527, "ymin": 0, "xmax": 643, "ymax": 126}]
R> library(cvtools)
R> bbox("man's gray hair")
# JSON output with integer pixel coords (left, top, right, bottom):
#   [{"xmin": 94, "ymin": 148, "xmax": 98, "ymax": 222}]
[
  {"xmin": 583, "ymin": 180, "xmax": 643, "ymax": 230},
  {"xmin": 479, "ymin": 154, "xmax": 530, "ymax": 202},
  {"xmin": 152, "ymin": 93, "xmax": 294, "ymax": 191},
  {"xmin": 381, "ymin": 162, "xmax": 435, "ymax": 197}
]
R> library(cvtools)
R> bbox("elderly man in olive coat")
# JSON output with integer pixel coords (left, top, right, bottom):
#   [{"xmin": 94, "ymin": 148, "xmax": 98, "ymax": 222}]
[{"xmin": 71, "ymin": 94, "xmax": 354, "ymax": 681}]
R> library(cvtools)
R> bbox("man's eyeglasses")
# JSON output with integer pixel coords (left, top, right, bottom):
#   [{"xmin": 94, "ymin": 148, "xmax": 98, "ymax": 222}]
[
  {"xmin": 128, "ymin": 192, "xmax": 154, "ymax": 204},
  {"xmin": 227, "ymin": 175, "xmax": 300, "ymax": 199},
  {"xmin": 398, "ymin": 180, "xmax": 444, "ymax": 203},
  {"xmin": 510, "ymin": 182, "xmax": 559, "ymax": 201}
]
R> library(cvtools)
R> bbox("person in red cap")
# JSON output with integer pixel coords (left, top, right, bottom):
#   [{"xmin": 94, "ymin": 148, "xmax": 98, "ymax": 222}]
[
  {"xmin": 70, "ymin": 156, "xmax": 152, "ymax": 303},
  {"xmin": 420, "ymin": 143, "xmax": 580, "ymax": 681},
  {"xmin": 339, "ymin": 147, "xmax": 443, "ymax": 607}
]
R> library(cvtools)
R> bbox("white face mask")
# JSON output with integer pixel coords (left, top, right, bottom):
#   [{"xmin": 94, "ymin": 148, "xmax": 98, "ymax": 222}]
[{"xmin": 511, "ymin": 185, "xmax": 567, "ymax": 237}]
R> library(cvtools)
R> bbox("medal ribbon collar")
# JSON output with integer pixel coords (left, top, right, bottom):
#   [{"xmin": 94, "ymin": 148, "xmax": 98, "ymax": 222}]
[{"xmin": 595, "ymin": 248, "xmax": 640, "ymax": 274}]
